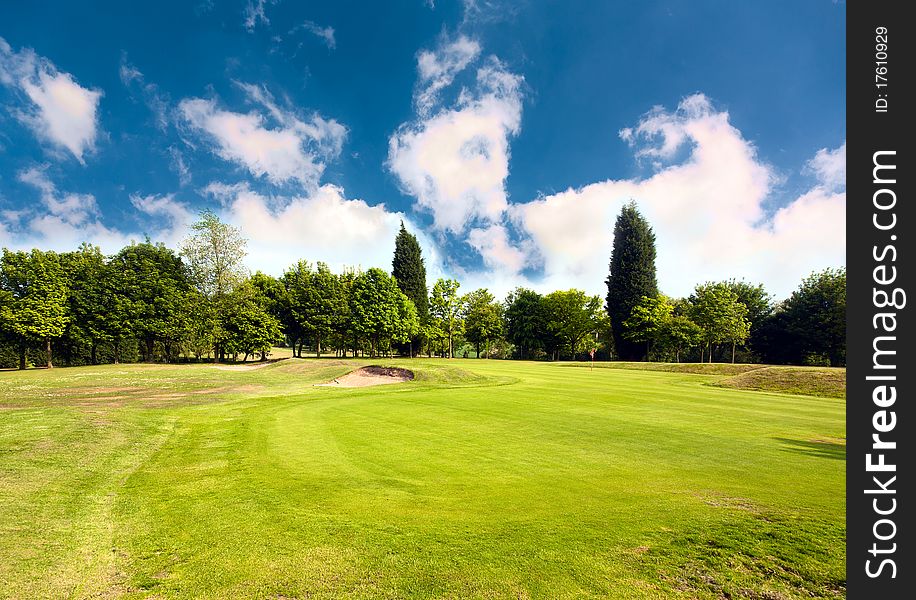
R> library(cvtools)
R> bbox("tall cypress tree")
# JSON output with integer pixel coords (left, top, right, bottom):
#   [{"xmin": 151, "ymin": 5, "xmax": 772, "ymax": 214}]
[
  {"xmin": 605, "ymin": 202, "xmax": 658, "ymax": 360},
  {"xmin": 392, "ymin": 222, "xmax": 429, "ymax": 321}
]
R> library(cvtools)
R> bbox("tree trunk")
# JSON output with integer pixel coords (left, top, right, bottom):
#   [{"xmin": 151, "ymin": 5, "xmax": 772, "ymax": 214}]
[
  {"xmin": 646, "ymin": 340, "xmax": 650, "ymax": 362},
  {"xmin": 485, "ymin": 338, "xmax": 490, "ymax": 359},
  {"xmin": 731, "ymin": 341, "xmax": 736, "ymax": 364},
  {"xmin": 675, "ymin": 348, "xmax": 680, "ymax": 363},
  {"xmin": 46, "ymin": 338, "xmax": 54, "ymax": 369},
  {"xmin": 90, "ymin": 342, "xmax": 98, "ymax": 366},
  {"xmin": 114, "ymin": 340, "xmax": 121, "ymax": 365},
  {"xmin": 18, "ymin": 341, "xmax": 26, "ymax": 370},
  {"xmin": 317, "ymin": 337, "xmax": 322, "ymax": 359}
]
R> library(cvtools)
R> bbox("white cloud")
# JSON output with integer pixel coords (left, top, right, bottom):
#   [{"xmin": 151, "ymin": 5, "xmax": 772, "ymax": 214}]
[
  {"xmin": 243, "ymin": 0, "xmax": 276, "ymax": 32},
  {"xmin": 0, "ymin": 37, "xmax": 102, "ymax": 163},
  {"xmin": 130, "ymin": 192, "xmax": 196, "ymax": 247},
  {"xmin": 179, "ymin": 84, "xmax": 346, "ymax": 187},
  {"xmin": 18, "ymin": 167, "xmax": 98, "ymax": 225},
  {"xmin": 415, "ymin": 34, "xmax": 481, "ymax": 115},
  {"xmin": 300, "ymin": 21, "xmax": 336, "ymax": 50},
  {"xmin": 514, "ymin": 95, "xmax": 845, "ymax": 298},
  {"xmin": 3, "ymin": 168, "xmax": 134, "ymax": 252},
  {"xmin": 466, "ymin": 223, "xmax": 531, "ymax": 274},
  {"xmin": 806, "ymin": 141, "xmax": 846, "ymax": 191},
  {"xmin": 389, "ymin": 54, "xmax": 523, "ymax": 235},
  {"xmin": 202, "ymin": 182, "xmax": 443, "ymax": 279},
  {"xmin": 168, "ymin": 146, "xmax": 192, "ymax": 186}
]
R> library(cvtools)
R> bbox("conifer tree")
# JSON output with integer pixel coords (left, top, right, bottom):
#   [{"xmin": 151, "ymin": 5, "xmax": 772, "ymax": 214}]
[
  {"xmin": 392, "ymin": 222, "xmax": 429, "ymax": 356},
  {"xmin": 392, "ymin": 222, "xmax": 429, "ymax": 321},
  {"xmin": 605, "ymin": 202, "xmax": 658, "ymax": 360}
]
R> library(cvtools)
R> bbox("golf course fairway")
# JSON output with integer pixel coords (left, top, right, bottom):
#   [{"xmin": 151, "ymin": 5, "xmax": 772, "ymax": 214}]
[{"xmin": 0, "ymin": 359, "xmax": 845, "ymax": 599}]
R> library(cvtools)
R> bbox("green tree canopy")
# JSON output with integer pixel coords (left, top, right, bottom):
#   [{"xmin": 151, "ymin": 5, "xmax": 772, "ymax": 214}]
[
  {"xmin": 689, "ymin": 282, "xmax": 751, "ymax": 363},
  {"xmin": 782, "ymin": 268, "xmax": 846, "ymax": 366},
  {"xmin": 60, "ymin": 244, "xmax": 113, "ymax": 365},
  {"xmin": 180, "ymin": 210, "xmax": 247, "ymax": 299},
  {"xmin": 112, "ymin": 241, "xmax": 193, "ymax": 362},
  {"xmin": 661, "ymin": 315, "xmax": 704, "ymax": 363},
  {"xmin": 216, "ymin": 281, "xmax": 282, "ymax": 361},
  {"xmin": 543, "ymin": 289, "xmax": 604, "ymax": 360},
  {"xmin": 463, "ymin": 288, "xmax": 503, "ymax": 358},
  {"xmin": 429, "ymin": 278, "xmax": 464, "ymax": 359},
  {"xmin": 623, "ymin": 294, "xmax": 674, "ymax": 360},
  {"xmin": 351, "ymin": 268, "xmax": 416, "ymax": 357},
  {"xmin": 0, "ymin": 249, "xmax": 69, "ymax": 369},
  {"xmin": 504, "ymin": 288, "xmax": 547, "ymax": 360}
]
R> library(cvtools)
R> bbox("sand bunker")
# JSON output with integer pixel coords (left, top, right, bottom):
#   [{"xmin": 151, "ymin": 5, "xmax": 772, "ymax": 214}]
[{"xmin": 316, "ymin": 366, "xmax": 414, "ymax": 388}]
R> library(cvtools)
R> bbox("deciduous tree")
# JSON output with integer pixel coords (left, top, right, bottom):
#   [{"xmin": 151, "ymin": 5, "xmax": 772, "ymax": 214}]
[
  {"xmin": 112, "ymin": 241, "xmax": 192, "ymax": 362},
  {"xmin": 429, "ymin": 278, "xmax": 463, "ymax": 359},
  {"xmin": 0, "ymin": 249, "xmax": 69, "ymax": 369},
  {"xmin": 463, "ymin": 288, "xmax": 503, "ymax": 358},
  {"xmin": 504, "ymin": 288, "xmax": 546, "ymax": 360},
  {"xmin": 689, "ymin": 282, "xmax": 750, "ymax": 363},
  {"xmin": 623, "ymin": 295, "xmax": 674, "ymax": 360},
  {"xmin": 782, "ymin": 268, "xmax": 846, "ymax": 366},
  {"xmin": 543, "ymin": 289, "xmax": 604, "ymax": 360}
]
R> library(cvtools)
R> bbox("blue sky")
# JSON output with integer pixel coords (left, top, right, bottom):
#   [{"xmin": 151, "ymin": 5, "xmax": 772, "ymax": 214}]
[{"xmin": 0, "ymin": 0, "xmax": 845, "ymax": 298}]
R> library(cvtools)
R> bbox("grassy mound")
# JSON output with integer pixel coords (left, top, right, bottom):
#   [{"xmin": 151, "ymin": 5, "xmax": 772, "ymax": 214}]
[{"xmin": 713, "ymin": 366, "xmax": 846, "ymax": 398}]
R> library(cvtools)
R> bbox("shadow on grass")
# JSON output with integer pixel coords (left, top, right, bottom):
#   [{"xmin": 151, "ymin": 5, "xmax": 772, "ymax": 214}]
[{"xmin": 773, "ymin": 437, "xmax": 846, "ymax": 460}]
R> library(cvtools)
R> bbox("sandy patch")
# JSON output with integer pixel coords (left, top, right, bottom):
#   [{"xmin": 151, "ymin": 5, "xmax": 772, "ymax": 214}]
[{"xmin": 316, "ymin": 366, "xmax": 414, "ymax": 388}]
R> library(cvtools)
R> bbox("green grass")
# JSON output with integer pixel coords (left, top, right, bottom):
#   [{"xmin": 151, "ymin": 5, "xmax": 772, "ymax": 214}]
[
  {"xmin": 713, "ymin": 366, "xmax": 846, "ymax": 399},
  {"xmin": 0, "ymin": 359, "xmax": 845, "ymax": 599}
]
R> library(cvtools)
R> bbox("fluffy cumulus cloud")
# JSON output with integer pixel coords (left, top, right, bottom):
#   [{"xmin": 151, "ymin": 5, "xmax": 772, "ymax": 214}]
[
  {"xmin": 466, "ymin": 223, "xmax": 530, "ymax": 275},
  {"xmin": 513, "ymin": 94, "xmax": 845, "ymax": 298},
  {"xmin": 0, "ymin": 37, "xmax": 102, "ymax": 163},
  {"xmin": 129, "ymin": 193, "xmax": 197, "ymax": 247},
  {"xmin": 389, "ymin": 43, "xmax": 523, "ymax": 236},
  {"xmin": 3, "ymin": 168, "xmax": 132, "ymax": 251},
  {"xmin": 179, "ymin": 83, "xmax": 346, "ymax": 187},
  {"xmin": 201, "ymin": 182, "xmax": 443, "ymax": 278},
  {"xmin": 807, "ymin": 141, "xmax": 846, "ymax": 191},
  {"xmin": 2, "ymin": 168, "xmax": 199, "ymax": 253}
]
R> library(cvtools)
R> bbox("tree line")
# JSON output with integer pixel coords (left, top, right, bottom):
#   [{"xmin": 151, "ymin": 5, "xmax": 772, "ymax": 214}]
[{"xmin": 0, "ymin": 206, "xmax": 845, "ymax": 369}]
